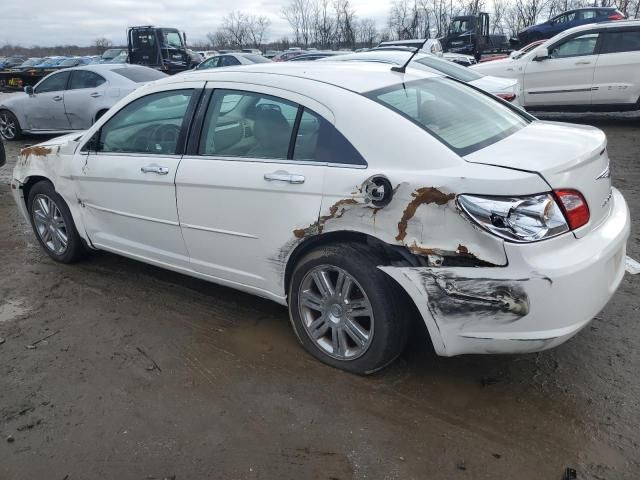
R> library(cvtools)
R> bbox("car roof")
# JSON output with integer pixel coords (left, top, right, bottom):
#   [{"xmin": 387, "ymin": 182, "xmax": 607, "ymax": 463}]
[
  {"xmin": 548, "ymin": 18, "xmax": 640, "ymax": 38},
  {"xmin": 176, "ymin": 61, "xmax": 439, "ymax": 94}
]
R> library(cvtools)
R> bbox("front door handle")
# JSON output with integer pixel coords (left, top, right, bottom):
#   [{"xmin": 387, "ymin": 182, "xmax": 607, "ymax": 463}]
[
  {"xmin": 141, "ymin": 164, "xmax": 169, "ymax": 175},
  {"xmin": 264, "ymin": 171, "xmax": 305, "ymax": 184},
  {"xmin": 52, "ymin": 96, "xmax": 62, "ymax": 101},
  {"xmin": 575, "ymin": 61, "xmax": 591, "ymax": 65},
  {"xmin": 90, "ymin": 92, "xmax": 103, "ymax": 98}
]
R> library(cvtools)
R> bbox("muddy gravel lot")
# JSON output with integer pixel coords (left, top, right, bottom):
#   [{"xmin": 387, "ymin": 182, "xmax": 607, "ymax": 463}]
[{"xmin": 0, "ymin": 114, "xmax": 639, "ymax": 480}]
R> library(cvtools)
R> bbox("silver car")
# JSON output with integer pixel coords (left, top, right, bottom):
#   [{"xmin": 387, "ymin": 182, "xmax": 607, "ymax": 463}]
[
  {"xmin": 0, "ymin": 64, "xmax": 167, "ymax": 140},
  {"xmin": 195, "ymin": 53, "xmax": 272, "ymax": 70}
]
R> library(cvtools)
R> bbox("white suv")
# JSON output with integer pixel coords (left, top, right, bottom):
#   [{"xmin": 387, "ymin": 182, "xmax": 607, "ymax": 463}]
[{"xmin": 472, "ymin": 20, "xmax": 640, "ymax": 111}]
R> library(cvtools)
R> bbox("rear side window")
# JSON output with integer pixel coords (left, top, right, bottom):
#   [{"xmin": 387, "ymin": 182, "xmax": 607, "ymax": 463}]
[
  {"xmin": 112, "ymin": 67, "xmax": 167, "ymax": 83},
  {"xmin": 579, "ymin": 10, "xmax": 597, "ymax": 20},
  {"xmin": 601, "ymin": 29, "xmax": 640, "ymax": 54},
  {"xmin": 366, "ymin": 78, "xmax": 529, "ymax": 156},
  {"xmin": 69, "ymin": 70, "xmax": 106, "ymax": 90},
  {"xmin": 293, "ymin": 109, "xmax": 366, "ymax": 166}
]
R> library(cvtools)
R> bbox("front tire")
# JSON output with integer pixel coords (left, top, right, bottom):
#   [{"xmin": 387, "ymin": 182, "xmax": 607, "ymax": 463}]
[
  {"xmin": 27, "ymin": 181, "xmax": 87, "ymax": 263},
  {"xmin": 0, "ymin": 110, "xmax": 22, "ymax": 140},
  {"xmin": 289, "ymin": 243, "xmax": 411, "ymax": 375}
]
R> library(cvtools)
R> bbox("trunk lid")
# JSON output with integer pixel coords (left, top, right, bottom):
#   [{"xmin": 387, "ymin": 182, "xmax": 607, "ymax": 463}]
[{"xmin": 464, "ymin": 120, "xmax": 612, "ymax": 237}]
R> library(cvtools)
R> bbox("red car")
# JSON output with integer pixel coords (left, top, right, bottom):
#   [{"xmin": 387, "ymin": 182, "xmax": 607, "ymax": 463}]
[{"xmin": 480, "ymin": 40, "xmax": 546, "ymax": 62}]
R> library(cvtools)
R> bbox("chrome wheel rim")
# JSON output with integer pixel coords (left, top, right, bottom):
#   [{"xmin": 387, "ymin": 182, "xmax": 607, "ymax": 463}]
[
  {"xmin": 0, "ymin": 113, "xmax": 16, "ymax": 140},
  {"xmin": 32, "ymin": 194, "xmax": 68, "ymax": 255},
  {"xmin": 298, "ymin": 265, "xmax": 374, "ymax": 360}
]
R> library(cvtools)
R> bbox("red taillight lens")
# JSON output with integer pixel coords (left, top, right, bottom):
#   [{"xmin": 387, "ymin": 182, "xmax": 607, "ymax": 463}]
[
  {"xmin": 496, "ymin": 92, "xmax": 516, "ymax": 102},
  {"xmin": 608, "ymin": 12, "xmax": 624, "ymax": 20},
  {"xmin": 554, "ymin": 189, "xmax": 590, "ymax": 230}
]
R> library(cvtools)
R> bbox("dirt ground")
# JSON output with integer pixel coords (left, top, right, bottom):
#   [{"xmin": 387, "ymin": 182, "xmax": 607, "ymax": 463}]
[{"xmin": 0, "ymin": 114, "xmax": 639, "ymax": 480}]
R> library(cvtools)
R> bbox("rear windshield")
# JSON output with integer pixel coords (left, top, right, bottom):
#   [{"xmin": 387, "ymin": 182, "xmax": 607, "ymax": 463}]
[
  {"xmin": 414, "ymin": 55, "xmax": 483, "ymax": 82},
  {"xmin": 366, "ymin": 78, "xmax": 529, "ymax": 156},
  {"xmin": 112, "ymin": 67, "xmax": 167, "ymax": 83}
]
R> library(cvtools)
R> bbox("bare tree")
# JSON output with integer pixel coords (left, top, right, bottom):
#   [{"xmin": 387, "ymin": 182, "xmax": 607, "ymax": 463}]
[
  {"xmin": 282, "ymin": 0, "xmax": 315, "ymax": 46},
  {"xmin": 313, "ymin": 0, "xmax": 336, "ymax": 48},
  {"xmin": 334, "ymin": 0, "xmax": 357, "ymax": 49},
  {"xmin": 357, "ymin": 18, "xmax": 379, "ymax": 47},
  {"xmin": 491, "ymin": 0, "xmax": 507, "ymax": 33},
  {"xmin": 94, "ymin": 37, "xmax": 113, "ymax": 55},
  {"xmin": 221, "ymin": 11, "xmax": 250, "ymax": 48},
  {"xmin": 247, "ymin": 15, "xmax": 271, "ymax": 49}
]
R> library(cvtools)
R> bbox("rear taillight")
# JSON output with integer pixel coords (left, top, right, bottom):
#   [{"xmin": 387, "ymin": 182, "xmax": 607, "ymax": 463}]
[
  {"xmin": 496, "ymin": 92, "xmax": 516, "ymax": 102},
  {"xmin": 608, "ymin": 12, "xmax": 624, "ymax": 20},
  {"xmin": 554, "ymin": 189, "xmax": 590, "ymax": 230}
]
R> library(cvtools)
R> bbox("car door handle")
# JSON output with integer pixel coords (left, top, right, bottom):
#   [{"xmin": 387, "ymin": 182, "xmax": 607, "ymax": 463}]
[
  {"xmin": 90, "ymin": 92, "xmax": 103, "ymax": 98},
  {"xmin": 575, "ymin": 61, "xmax": 591, "ymax": 65},
  {"xmin": 52, "ymin": 96, "xmax": 62, "ymax": 101},
  {"xmin": 264, "ymin": 171, "xmax": 305, "ymax": 184},
  {"xmin": 141, "ymin": 165, "xmax": 169, "ymax": 175}
]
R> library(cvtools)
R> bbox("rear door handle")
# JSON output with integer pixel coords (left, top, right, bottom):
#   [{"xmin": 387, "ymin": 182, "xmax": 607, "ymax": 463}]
[
  {"xmin": 575, "ymin": 61, "xmax": 591, "ymax": 65},
  {"xmin": 264, "ymin": 171, "xmax": 305, "ymax": 184},
  {"xmin": 141, "ymin": 164, "xmax": 169, "ymax": 175},
  {"xmin": 90, "ymin": 92, "xmax": 103, "ymax": 98},
  {"xmin": 52, "ymin": 96, "xmax": 62, "ymax": 101}
]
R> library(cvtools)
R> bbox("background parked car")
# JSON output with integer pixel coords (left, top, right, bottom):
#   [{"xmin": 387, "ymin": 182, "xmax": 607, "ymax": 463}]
[
  {"xmin": 241, "ymin": 49, "xmax": 263, "ymax": 55},
  {"xmin": 9, "ymin": 57, "xmax": 44, "ymax": 71},
  {"xmin": 0, "ymin": 57, "xmax": 27, "ymax": 69},
  {"xmin": 472, "ymin": 20, "xmax": 640, "ymax": 111},
  {"xmin": 196, "ymin": 53, "xmax": 272, "ymax": 69},
  {"xmin": 0, "ymin": 64, "xmax": 167, "ymax": 139},
  {"xmin": 33, "ymin": 57, "xmax": 68, "ymax": 70},
  {"xmin": 50, "ymin": 57, "xmax": 93, "ymax": 70},
  {"xmin": 100, "ymin": 48, "xmax": 127, "ymax": 63},
  {"xmin": 324, "ymin": 50, "xmax": 521, "ymax": 105},
  {"xmin": 273, "ymin": 50, "xmax": 306, "ymax": 61},
  {"xmin": 516, "ymin": 7, "xmax": 625, "ymax": 46},
  {"xmin": 480, "ymin": 40, "xmax": 546, "ymax": 62},
  {"xmin": 287, "ymin": 51, "xmax": 346, "ymax": 61}
]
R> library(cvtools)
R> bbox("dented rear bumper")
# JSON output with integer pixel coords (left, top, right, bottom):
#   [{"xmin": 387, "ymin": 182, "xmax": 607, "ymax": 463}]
[{"xmin": 380, "ymin": 188, "xmax": 630, "ymax": 356}]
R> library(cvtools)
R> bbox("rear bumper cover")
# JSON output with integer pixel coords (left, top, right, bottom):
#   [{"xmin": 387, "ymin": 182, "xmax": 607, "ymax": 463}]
[{"xmin": 380, "ymin": 188, "xmax": 630, "ymax": 356}]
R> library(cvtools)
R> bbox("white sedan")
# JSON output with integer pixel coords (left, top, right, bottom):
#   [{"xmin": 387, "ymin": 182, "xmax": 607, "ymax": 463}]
[
  {"xmin": 10, "ymin": 62, "xmax": 629, "ymax": 374},
  {"xmin": 471, "ymin": 20, "xmax": 640, "ymax": 111},
  {"xmin": 0, "ymin": 64, "xmax": 167, "ymax": 140}
]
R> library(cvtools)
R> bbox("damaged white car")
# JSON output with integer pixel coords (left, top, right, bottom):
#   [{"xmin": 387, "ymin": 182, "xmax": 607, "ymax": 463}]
[{"xmin": 10, "ymin": 62, "xmax": 630, "ymax": 374}]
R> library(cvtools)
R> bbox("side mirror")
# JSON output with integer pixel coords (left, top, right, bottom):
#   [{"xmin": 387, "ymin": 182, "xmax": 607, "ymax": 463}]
[
  {"xmin": 24, "ymin": 86, "xmax": 34, "ymax": 96},
  {"xmin": 534, "ymin": 47, "xmax": 549, "ymax": 61}
]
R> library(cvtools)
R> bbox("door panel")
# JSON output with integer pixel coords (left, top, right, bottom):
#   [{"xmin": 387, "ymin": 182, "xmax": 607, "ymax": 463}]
[
  {"xmin": 73, "ymin": 84, "xmax": 203, "ymax": 267},
  {"xmin": 523, "ymin": 33, "xmax": 599, "ymax": 106},
  {"xmin": 592, "ymin": 29, "xmax": 640, "ymax": 105},
  {"xmin": 26, "ymin": 71, "xmax": 72, "ymax": 130},
  {"xmin": 64, "ymin": 70, "xmax": 108, "ymax": 129},
  {"xmin": 176, "ymin": 86, "xmax": 335, "ymax": 296}
]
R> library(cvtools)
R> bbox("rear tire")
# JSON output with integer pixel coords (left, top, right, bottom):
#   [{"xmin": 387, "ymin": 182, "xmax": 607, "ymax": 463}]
[
  {"xmin": 0, "ymin": 110, "xmax": 22, "ymax": 140},
  {"xmin": 289, "ymin": 243, "xmax": 411, "ymax": 375},
  {"xmin": 27, "ymin": 181, "xmax": 87, "ymax": 263}
]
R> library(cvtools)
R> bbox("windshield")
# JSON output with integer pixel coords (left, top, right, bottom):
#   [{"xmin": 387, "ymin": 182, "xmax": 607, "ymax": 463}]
[
  {"xmin": 414, "ymin": 55, "xmax": 483, "ymax": 82},
  {"xmin": 59, "ymin": 59, "xmax": 78, "ymax": 66},
  {"xmin": 366, "ymin": 78, "xmax": 529, "ymax": 156},
  {"xmin": 449, "ymin": 19, "xmax": 472, "ymax": 34},
  {"xmin": 112, "ymin": 67, "xmax": 167, "ymax": 83},
  {"xmin": 102, "ymin": 49, "xmax": 123, "ymax": 60}
]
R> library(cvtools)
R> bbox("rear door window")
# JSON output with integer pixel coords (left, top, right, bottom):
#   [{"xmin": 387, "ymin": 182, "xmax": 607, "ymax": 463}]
[
  {"xmin": 293, "ymin": 109, "xmax": 366, "ymax": 166},
  {"xmin": 69, "ymin": 70, "xmax": 106, "ymax": 90},
  {"xmin": 601, "ymin": 29, "xmax": 640, "ymax": 54}
]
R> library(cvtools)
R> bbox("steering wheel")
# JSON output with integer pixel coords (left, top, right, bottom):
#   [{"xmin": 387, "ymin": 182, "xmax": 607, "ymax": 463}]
[{"xmin": 147, "ymin": 124, "xmax": 182, "ymax": 153}]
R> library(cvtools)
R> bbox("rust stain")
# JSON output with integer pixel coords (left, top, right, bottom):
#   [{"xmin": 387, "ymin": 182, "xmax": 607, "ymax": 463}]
[
  {"xmin": 457, "ymin": 244, "xmax": 469, "ymax": 255},
  {"xmin": 408, "ymin": 242, "xmax": 439, "ymax": 256},
  {"xmin": 21, "ymin": 146, "xmax": 52, "ymax": 161},
  {"xmin": 292, "ymin": 198, "xmax": 359, "ymax": 240},
  {"xmin": 396, "ymin": 187, "xmax": 455, "ymax": 242}
]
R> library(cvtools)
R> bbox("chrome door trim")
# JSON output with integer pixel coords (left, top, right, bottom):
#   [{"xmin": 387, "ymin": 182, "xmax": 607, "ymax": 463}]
[
  {"xmin": 180, "ymin": 223, "xmax": 259, "ymax": 239},
  {"xmin": 83, "ymin": 202, "xmax": 180, "ymax": 226}
]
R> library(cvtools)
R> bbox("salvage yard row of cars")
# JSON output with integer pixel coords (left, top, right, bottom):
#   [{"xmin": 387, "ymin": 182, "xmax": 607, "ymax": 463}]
[{"xmin": 0, "ymin": 20, "xmax": 637, "ymax": 374}]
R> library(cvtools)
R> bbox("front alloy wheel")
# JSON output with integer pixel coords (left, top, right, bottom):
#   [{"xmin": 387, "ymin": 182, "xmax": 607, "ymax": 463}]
[
  {"xmin": 298, "ymin": 265, "xmax": 374, "ymax": 360},
  {"xmin": 32, "ymin": 194, "xmax": 69, "ymax": 255},
  {"xmin": 0, "ymin": 111, "xmax": 18, "ymax": 140}
]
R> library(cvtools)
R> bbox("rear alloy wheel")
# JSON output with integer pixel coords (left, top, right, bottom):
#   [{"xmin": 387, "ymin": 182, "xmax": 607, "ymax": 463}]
[
  {"xmin": 0, "ymin": 110, "xmax": 21, "ymax": 140},
  {"xmin": 27, "ymin": 181, "xmax": 87, "ymax": 263},
  {"xmin": 289, "ymin": 243, "xmax": 411, "ymax": 374}
]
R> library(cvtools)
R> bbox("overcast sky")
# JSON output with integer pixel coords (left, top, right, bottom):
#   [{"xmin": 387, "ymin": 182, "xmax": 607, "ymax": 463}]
[{"xmin": 0, "ymin": 0, "xmax": 391, "ymax": 47}]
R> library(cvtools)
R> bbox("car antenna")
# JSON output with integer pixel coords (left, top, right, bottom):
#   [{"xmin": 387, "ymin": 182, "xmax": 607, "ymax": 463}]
[{"xmin": 391, "ymin": 38, "xmax": 429, "ymax": 73}]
